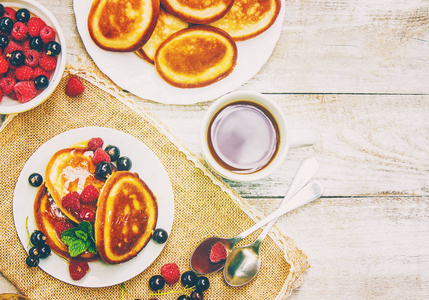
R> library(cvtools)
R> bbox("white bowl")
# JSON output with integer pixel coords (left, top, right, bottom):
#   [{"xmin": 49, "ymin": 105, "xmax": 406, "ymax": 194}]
[{"xmin": 0, "ymin": 0, "xmax": 66, "ymax": 114}]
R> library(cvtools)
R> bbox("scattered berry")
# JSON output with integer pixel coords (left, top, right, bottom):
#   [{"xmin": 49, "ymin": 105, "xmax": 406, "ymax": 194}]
[
  {"xmin": 14, "ymin": 80, "xmax": 37, "ymax": 103},
  {"xmin": 92, "ymin": 148, "xmax": 111, "ymax": 164},
  {"xmin": 34, "ymin": 75, "xmax": 49, "ymax": 89},
  {"xmin": 61, "ymin": 191, "xmax": 81, "ymax": 212},
  {"xmin": 0, "ymin": 56, "xmax": 8, "ymax": 74},
  {"xmin": 27, "ymin": 17, "xmax": 46, "ymax": 37},
  {"xmin": 29, "ymin": 36, "xmax": 43, "ymax": 51},
  {"xmin": 28, "ymin": 173, "xmax": 43, "ymax": 187},
  {"xmin": 79, "ymin": 208, "xmax": 96, "ymax": 222},
  {"xmin": 38, "ymin": 244, "xmax": 51, "ymax": 259},
  {"xmin": 161, "ymin": 263, "xmax": 181, "ymax": 285},
  {"xmin": 0, "ymin": 76, "xmax": 16, "ymax": 94},
  {"xmin": 39, "ymin": 25, "xmax": 55, "ymax": 43},
  {"xmin": 0, "ymin": 35, "xmax": 9, "ymax": 49},
  {"xmin": 3, "ymin": 7, "xmax": 16, "ymax": 21},
  {"xmin": 9, "ymin": 50, "xmax": 25, "ymax": 67},
  {"xmin": 94, "ymin": 162, "xmax": 112, "ymax": 180},
  {"xmin": 0, "ymin": 5, "xmax": 4, "ymax": 18},
  {"xmin": 39, "ymin": 53, "xmax": 57, "ymax": 71},
  {"xmin": 26, "ymin": 255, "xmax": 39, "ymax": 267},
  {"xmin": 181, "ymin": 271, "xmax": 198, "ymax": 288},
  {"xmin": 15, "ymin": 65, "xmax": 34, "ymax": 81},
  {"xmin": 0, "ymin": 17, "xmax": 13, "ymax": 33},
  {"xmin": 46, "ymin": 41, "xmax": 61, "ymax": 56},
  {"xmin": 190, "ymin": 291, "xmax": 204, "ymax": 300},
  {"xmin": 69, "ymin": 259, "xmax": 89, "ymax": 281},
  {"xmin": 30, "ymin": 230, "xmax": 46, "ymax": 246},
  {"xmin": 80, "ymin": 184, "xmax": 99, "ymax": 203},
  {"xmin": 196, "ymin": 276, "xmax": 210, "ymax": 292},
  {"xmin": 149, "ymin": 275, "xmax": 165, "ymax": 291},
  {"xmin": 54, "ymin": 221, "xmax": 74, "ymax": 235},
  {"xmin": 15, "ymin": 8, "xmax": 30, "ymax": 23},
  {"xmin": 105, "ymin": 145, "xmax": 120, "ymax": 161},
  {"xmin": 87, "ymin": 137, "xmax": 103, "ymax": 150},
  {"xmin": 11, "ymin": 21, "xmax": 27, "ymax": 41},
  {"xmin": 117, "ymin": 156, "xmax": 132, "ymax": 171},
  {"xmin": 152, "ymin": 228, "xmax": 168, "ymax": 244},
  {"xmin": 65, "ymin": 76, "xmax": 85, "ymax": 97},
  {"xmin": 177, "ymin": 296, "xmax": 191, "ymax": 300},
  {"xmin": 28, "ymin": 247, "xmax": 40, "ymax": 259},
  {"xmin": 24, "ymin": 49, "xmax": 40, "ymax": 67},
  {"xmin": 209, "ymin": 242, "xmax": 228, "ymax": 263}
]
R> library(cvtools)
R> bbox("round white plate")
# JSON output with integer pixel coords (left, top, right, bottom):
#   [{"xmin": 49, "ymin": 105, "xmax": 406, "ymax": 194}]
[
  {"xmin": 13, "ymin": 127, "xmax": 174, "ymax": 287},
  {"xmin": 73, "ymin": 0, "xmax": 285, "ymax": 104}
]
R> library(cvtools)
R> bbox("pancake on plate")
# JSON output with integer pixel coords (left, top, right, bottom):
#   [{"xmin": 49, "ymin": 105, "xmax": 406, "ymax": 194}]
[{"xmin": 210, "ymin": 0, "xmax": 281, "ymax": 41}]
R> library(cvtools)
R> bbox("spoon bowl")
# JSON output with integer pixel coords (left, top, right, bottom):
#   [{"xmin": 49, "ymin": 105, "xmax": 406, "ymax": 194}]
[{"xmin": 223, "ymin": 243, "xmax": 262, "ymax": 286}]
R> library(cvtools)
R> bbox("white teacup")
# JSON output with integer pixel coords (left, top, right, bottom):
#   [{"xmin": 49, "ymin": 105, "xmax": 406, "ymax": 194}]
[{"xmin": 201, "ymin": 91, "xmax": 318, "ymax": 181}]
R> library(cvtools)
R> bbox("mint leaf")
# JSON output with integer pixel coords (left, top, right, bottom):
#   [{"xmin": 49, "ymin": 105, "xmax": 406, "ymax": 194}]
[
  {"xmin": 75, "ymin": 230, "xmax": 88, "ymax": 241},
  {"xmin": 61, "ymin": 235, "xmax": 77, "ymax": 245},
  {"xmin": 60, "ymin": 221, "xmax": 97, "ymax": 256},
  {"xmin": 68, "ymin": 239, "xmax": 87, "ymax": 257}
]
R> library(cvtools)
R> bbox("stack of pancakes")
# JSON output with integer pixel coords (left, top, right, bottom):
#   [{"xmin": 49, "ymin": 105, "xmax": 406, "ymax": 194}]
[
  {"xmin": 35, "ymin": 145, "xmax": 157, "ymax": 264},
  {"xmin": 87, "ymin": 0, "xmax": 281, "ymax": 88}
]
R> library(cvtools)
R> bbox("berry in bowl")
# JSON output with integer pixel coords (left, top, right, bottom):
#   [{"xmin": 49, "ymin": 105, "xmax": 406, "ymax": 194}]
[{"xmin": 0, "ymin": 0, "xmax": 66, "ymax": 114}]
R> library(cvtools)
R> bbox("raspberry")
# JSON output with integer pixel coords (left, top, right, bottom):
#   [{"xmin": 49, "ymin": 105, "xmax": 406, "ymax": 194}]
[
  {"xmin": 14, "ymin": 81, "xmax": 37, "ymax": 103},
  {"xmin": 22, "ymin": 40, "xmax": 31, "ymax": 52},
  {"xmin": 80, "ymin": 184, "xmax": 99, "ymax": 203},
  {"xmin": 87, "ymin": 137, "xmax": 103, "ymax": 150},
  {"xmin": 209, "ymin": 242, "xmax": 228, "ymax": 263},
  {"xmin": 15, "ymin": 65, "xmax": 34, "ymax": 81},
  {"xmin": 0, "ymin": 76, "xmax": 16, "ymax": 95},
  {"xmin": 4, "ymin": 41, "xmax": 22, "ymax": 55},
  {"xmin": 69, "ymin": 259, "xmax": 89, "ymax": 281},
  {"xmin": 39, "ymin": 53, "xmax": 57, "ymax": 71},
  {"xmin": 24, "ymin": 50, "xmax": 40, "ymax": 68},
  {"xmin": 33, "ymin": 66, "xmax": 50, "ymax": 79},
  {"xmin": 8, "ymin": 91, "xmax": 17, "ymax": 100},
  {"xmin": 39, "ymin": 25, "xmax": 55, "ymax": 43},
  {"xmin": 161, "ymin": 263, "xmax": 181, "ymax": 285},
  {"xmin": 0, "ymin": 56, "xmax": 8, "ymax": 74},
  {"xmin": 92, "ymin": 148, "xmax": 111, "ymax": 164},
  {"xmin": 27, "ymin": 17, "xmax": 46, "ymax": 37},
  {"xmin": 61, "ymin": 191, "xmax": 81, "ymax": 212},
  {"xmin": 78, "ymin": 208, "xmax": 95, "ymax": 222},
  {"xmin": 11, "ymin": 22, "xmax": 27, "ymax": 41},
  {"xmin": 54, "ymin": 221, "xmax": 74, "ymax": 235},
  {"xmin": 3, "ymin": 7, "xmax": 16, "ymax": 21},
  {"xmin": 65, "ymin": 77, "xmax": 85, "ymax": 97}
]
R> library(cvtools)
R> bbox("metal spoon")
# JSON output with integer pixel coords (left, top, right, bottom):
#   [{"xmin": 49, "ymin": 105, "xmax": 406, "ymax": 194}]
[
  {"xmin": 223, "ymin": 157, "xmax": 319, "ymax": 286},
  {"xmin": 190, "ymin": 178, "xmax": 323, "ymax": 275}
]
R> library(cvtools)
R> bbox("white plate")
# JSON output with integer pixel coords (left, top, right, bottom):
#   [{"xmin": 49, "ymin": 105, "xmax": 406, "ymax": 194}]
[
  {"xmin": 73, "ymin": 0, "xmax": 285, "ymax": 104},
  {"xmin": 13, "ymin": 127, "xmax": 174, "ymax": 287}
]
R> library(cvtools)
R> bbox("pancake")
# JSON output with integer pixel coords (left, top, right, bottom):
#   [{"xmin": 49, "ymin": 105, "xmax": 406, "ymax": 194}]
[
  {"xmin": 135, "ymin": 7, "xmax": 188, "ymax": 64},
  {"xmin": 160, "ymin": 0, "xmax": 234, "ymax": 24},
  {"xmin": 88, "ymin": 0, "xmax": 159, "ymax": 52},
  {"xmin": 154, "ymin": 26, "xmax": 237, "ymax": 88},
  {"xmin": 44, "ymin": 148, "xmax": 105, "ymax": 224},
  {"xmin": 95, "ymin": 171, "xmax": 158, "ymax": 264},
  {"xmin": 34, "ymin": 184, "xmax": 98, "ymax": 261},
  {"xmin": 210, "ymin": 0, "xmax": 281, "ymax": 41}
]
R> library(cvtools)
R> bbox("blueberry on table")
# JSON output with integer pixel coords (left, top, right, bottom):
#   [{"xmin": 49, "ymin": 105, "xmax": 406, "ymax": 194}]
[
  {"xmin": 181, "ymin": 271, "xmax": 198, "ymax": 287},
  {"xmin": 0, "ymin": 5, "xmax": 4, "ymax": 18},
  {"xmin": 177, "ymin": 296, "xmax": 191, "ymax": 300},
  {"xmin": 190, "ymin": 290, "xmax": 204, "ymax": 300},
  {"xmin": 149, "ymin": 275, "xmax": 165, "ymax": 291},
  {"xmin": 15, "ymin": 8, "xmax": 30, "ymax": 23},
  {"xmin": 152, "ymin": 228, "xmax": 168, "ymax": 244},
  {"xmin": 117, "ymin": 156, "xmax": 132, "ymax": 171},
  {"xmin": 28, "ymin": 173, "xmax": 43, "ymax": 187},
  {"xmin": 196, "ymin": 276, "xmax": 210, "ymax": 292}
]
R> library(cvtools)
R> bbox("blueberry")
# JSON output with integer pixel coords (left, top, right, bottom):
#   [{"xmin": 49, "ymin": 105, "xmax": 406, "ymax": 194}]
[
  {"xmin": 104, "ymin": 145, "xmax": 120, "ymax": 162},
  {"xmin": 15, "ymin": 8, "xmax": 30, "ymax": 23},
  {"xmin": 46, "ymin": 41, "xmax": 61, "ymax": 56},
  {"xmin": 149, "ymin": 275, "xmax": 165, "ymax": 291},
  {"xmin": 95, "ymin": 162, "xmax": 113, "ymax": 180},
  {"xmin": 9, "ymin": 50, "xmax": 25, "ymax": 67},
  {"xmin": 34, "ymin": 75, "xmax": 49, "ymax": 90},
  {"xmin": 28, "ymin": 173, "xmax": 43, "ymax": 187},
  {"xmin": 30, "ymin": 230, "xmax": 46, "ymax": 246},
  {"xmin": 0, "ymin": 17, "xmax": 13, "ymax": 34},
  {"xmin": 196, "ymin": 276, "xmax": 210, "ymax": 292},
  {"xmin": 117, "ymin": 156, "xmax": 132, "ymax": 171},
  {"xmin": 26, "ymin": 255, "xmax": 39, "ymax": 267},
  {"xmin": 0, "ymin": 35, "xmax": 8, "ymax": 49},
  {"xmin": 181, "ymin": 271, "xmax": 198, "ymax": 287},
  {"xmin": 177, "ymin": 296, "xmax": 191, "ymax": 300},
  {"xmin": 190, "ymin": 291, "xmax": 204, "ymax": 300},
  {"xmin": 0, "ymin": 5, "xmax": 4, "ymax": 17},
  {"xmin": 152, "ymin": 228, "xmax": 168, "ymax": 244},
  {"xmin": 28, "ymin": 247, "xmax": 40, "ymax": 259},
  {"xmin": 29, "ymin": 36, "xmax": 44, "ymax": 51},
  {"xmin": 38, "ymin": 244, "xmax": 51, "ymax": 259}
]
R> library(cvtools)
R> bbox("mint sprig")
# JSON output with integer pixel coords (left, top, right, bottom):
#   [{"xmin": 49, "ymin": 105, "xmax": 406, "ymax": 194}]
[{"xmin": 61, "ymin": 221, "xmax": 97, "ymax": 257}]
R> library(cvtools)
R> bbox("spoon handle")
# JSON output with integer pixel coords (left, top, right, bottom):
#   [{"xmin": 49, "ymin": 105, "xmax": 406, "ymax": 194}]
[
  {"xmin": 254, "ymin": 157, "xmax": 319, "ymax": 244},
  {"xmin": 235, "ymin": 180, "xmax": 323, "ymax": 240}
]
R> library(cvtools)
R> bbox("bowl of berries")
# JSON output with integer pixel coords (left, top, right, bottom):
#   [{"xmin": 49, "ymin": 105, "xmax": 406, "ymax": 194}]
[{"xmin": 0, "ymin": 0, "xmax": 66, "ymax": 114}]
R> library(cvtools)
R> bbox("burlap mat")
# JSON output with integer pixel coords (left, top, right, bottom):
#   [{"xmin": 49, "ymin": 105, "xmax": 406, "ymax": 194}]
[{"xmin": 0, "ymin": 64, "xmax": 309, "ymax": 299}]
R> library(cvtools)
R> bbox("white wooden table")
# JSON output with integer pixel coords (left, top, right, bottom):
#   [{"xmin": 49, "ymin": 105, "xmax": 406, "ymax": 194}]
[{"xmin": 1, "ymin": 0, "xmax": 428, "ymax": 298}]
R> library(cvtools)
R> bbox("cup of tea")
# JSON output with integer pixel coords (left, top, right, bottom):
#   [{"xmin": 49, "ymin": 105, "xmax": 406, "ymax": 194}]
[{"xmin": 201, "ymin": 91, "xmax": 318, "ymax": 181}]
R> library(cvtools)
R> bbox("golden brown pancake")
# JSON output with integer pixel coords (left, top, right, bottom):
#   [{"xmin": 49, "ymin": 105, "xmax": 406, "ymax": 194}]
[
  {"xmin": 160, "ymin": 0, "xmax": 234, "ymax": 24},
  {"xmin": 88, "ymin": 0, "xmax": 159, "ymax": 52},
  {"xmin": 95, "ymin": 171, "xmax": 158, "ymax": 264},
  {"xmin": 44, "ymin": 148, "xmax": 105, "ymax": 224},
  {"xmin": 136, "ymin": 7, "xmax": 189, "ymax": 64},
  {"xmin": 34, "ymin": 184, "xmax": 98, "ymax": 261},
  {"xmin": 154, "ymin": 26, "xmax": 237, "ymax": 88},
  {"xmin": 210, "ymin": 0, "xmax": 281, "ymax": 41}
]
